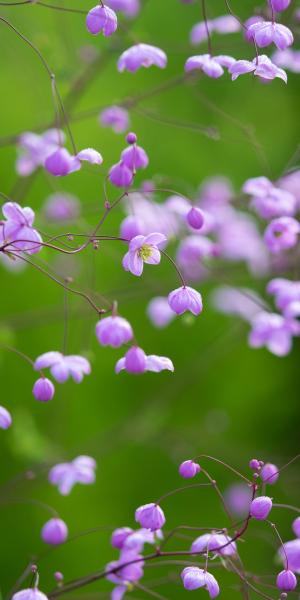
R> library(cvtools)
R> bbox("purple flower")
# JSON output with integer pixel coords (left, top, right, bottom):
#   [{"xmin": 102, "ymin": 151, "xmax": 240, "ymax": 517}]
[
  {"xmin": 168, "ymin": 286, "xmax": 203, "ymax": 316},
  {"xmin": 44, "ymin": 193, "xmax": 80, "ymax": 222},
  {"xmin": 32, "ymin": 378, "xmax": 55, "ymax": 402},
  {"xmin": 185, "ymin": 54, "xmax": 235, "ymax": 78},
  {"xmin": 293, "ymin": 517, "xmax": 300, "ymax": 538},
  {"xmin": 95, "ymin": 316, "xmax": 133, "ymax": 348},
  {"xmin": 260, "ymin": 463, "xmax": 279, "ymax": 484},
  {"xmin": 264, "ymin": 217, "xmax": 300, "ymax": 254},
  {"xmin": 181, "ymin": 568, "xmax": 220, "ymax": 597},
  {"xmin": 249, "ymin": 312, "xmax": 300, "ymax": 356},
  {"xmin": 0, "ymin": 406, "xmax": 12, "ymax": 430},
  {"xmin": 41, "ymin": 518, "xmax": 68, "ymax": 545},
  {"xmin": 45, "ymin": 148, "xmax": 81, "ymax": 176},
  {"xmin": 176, "ymin": 235, "xmax": 217, "ymax": 280},
  {"xmin": 276, "ymin": 570, "xmax": 297, "ymax": 591},
  {"xmin": 16, "ymin": 128, "xmax": 65, "ymax": 176},
  {"xmin": 244, "ymin": 16, "xmax": 264, "ymax": 42},
  {"xmin": 191, "ymin": 533, "xmax": 237, "ymax": 557},
  {"xmin": 229, "ymin": 54, "xmax": 287, "ymax": 83},
  {"xmin": 120, "ymin": 215, "xmax": 144, "ymax": 240},
  {"xmin": 253, "ymin": 190, "xmax": 296, "ymax": 219},
  {"xmin": 179, "ymin": 460, "xmax": 201, "ymax": 479},
  {"xmin": 106, "ymin": 0, "xmax": 140, "ymax": 18},
  {"xmin": 248, "ymin": 21, "xmax": 293, "ymax": 50},
  {"xmin": 249, "ymin": 459, "xmax": 261, "ymax": 470},
  {"xmin": 279, "ymin": 539, "xmax": 300, "ymax": 573},
  {"xmin": 109, "ymin": 161, "xmax": 134, "ymax": 187},
  {"xmin": 117, "ymin": 44, "xmax": 167, "ymax": 72},
  {"xmin": 147, "ymin": 297, "xmax": 175, "ymax": 328},
  {"xmin": 271, "ymin": 0, "xmax": 291, "ymax": 11},
  {"xmin": 121, "ymin": 144, "xmax": 149, "ymax": 171},
  {"xmin": 272, "ymin": 49, "xmax": 300, "ymax": 74},
  {"xmin": 99, "ymin": 106, "xmax": 130, "ymax": 133},
  {"xmin": 34, "ymin": 352, "xmax": 91, "ymax": 383},
  {"xmin": 267, "ymin": 278, "xmax": 300, "ymax": 317},
  {"xmin": 86, "ymin": 4, "xmax": 117, "ymax": 36},
  {"xmin": 292, "ymin": 517, "xmax": 300, "ymax": 538},
  {"xmin": 187, "ymin": 207, "xmax": 204, "ymax": 230},
  {"xmin": 1, "ymin": 202, "xmax": 42, "ymax": 255},
  {"xmin": 211, "ymin": 286, "xmax": 263, "ymax": 322},
  {"xmin": 190, "ymin": 16, "xmax": 240, "ymax": 45},
  {"xmin": 106, "ymin": 553, "xmax": 144, "ymax": 584},
  {"xmin": 12, "ymin": 589, "xmax": 48, "ymax": 600},
  {"xmin": 123, "ymin": 528, "xmax": 163, "ymax": 552},
  {"xmin": 76, "ymin": 148, "xmax": 103, "ymax": 165},
  {"xmin": 243, "ymin": 176, "xmax": 274, "ymax": 197},
  {"xmin": 122, "ymin": 233, "xmax": 166, "ymax": 276},
  {"xmin": 250, "ymin": 496, "xmax": 273, "ymax": 520},
  {"xmin": 115, "ymin": 347, "xmax": 174, "ymax": 374},
  {"xmin": 224, "ymin": 483, "xmax": 252, "ymax": 517},
  {"xmin": 135, "ymin": 503, "xmax": 165, "ymax": 531},
  {"xmin": 49, "ymin": 455, "xmax": 96, "ymax": 495},
  {"xmin": 111, "ymin": 527, "xmax": 133, "ymax": 549}
]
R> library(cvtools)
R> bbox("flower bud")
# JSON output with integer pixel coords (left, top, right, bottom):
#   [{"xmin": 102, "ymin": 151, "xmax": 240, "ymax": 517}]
[
  {"xmin": 179, "ymin": 460, "xmax": 201, "ymax": 479},
  {"xmin": 126, "ymin": 132, "xmax": 137, "ymax": 145},
  {"xmin": 292, "ymin": 516, "xmax": 300, "ymax": 537},
  {"xmin": 135, "ymin": 502, "xmax": 166, "ymax": 531},
  {"xmin": 33, "ymin": 378, "xmax": 55, "ymax": 402},
  {"xmin": 276, "ymin": 570, "xmax": 297, "ymax": 592},
  {"xmin": 250, "ymin": 496, "xmax": 273, "ymax": 520},
  {"xmin": 0, "ymin": 405, "xmax": 12, "ymax": 429},
  {"xmin": 187, "ymin": 207, "xmax": 204, "ymax": 230},
  {"xmin": 41, "ymin": 518, "xmax": 68, "ymax": 545},
  {"xmin": 249, "ymin": 459, "xmax": 261, "ymax": 470}
]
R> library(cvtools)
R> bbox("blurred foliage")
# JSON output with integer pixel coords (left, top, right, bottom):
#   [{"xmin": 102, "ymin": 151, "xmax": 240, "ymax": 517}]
[{"xmin": 0, "ymin": 0, "xmax": 299, "ymax": 599}]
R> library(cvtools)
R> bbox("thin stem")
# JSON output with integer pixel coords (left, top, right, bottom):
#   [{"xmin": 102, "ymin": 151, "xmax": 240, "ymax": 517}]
[
  {"xmin": 160, "ymin": 250, "xmax": 186, "ymax": 287},
  {"xmin": 11, "ymin": 253, "xmax": 108, "ymax": 315},
  {"xmin": 156, "ymin": 482, "xmax": 212, "ymax": 505}
]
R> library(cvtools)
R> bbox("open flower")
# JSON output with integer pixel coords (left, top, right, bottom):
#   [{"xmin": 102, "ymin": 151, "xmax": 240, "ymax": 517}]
[
  {"xmin": 181, "ymin": 568, "xmax": 220, "ymax": 597},
  {"xmin": 118, "ymin": 44, "xmax": 167, "ymax": 72},
  {"xmin": 229, "ymin": 54, "xmax": 287, "ymax": 83},
  {"xmin": 248, "ymin": 312, "xmax": 300, "ymax": 356},
  {"xmin": 264, "ymin": 217, "xmax": 300, "ymax": 254},
  {"xmin": 185, "ymin": 54, "xmax": 235, "ymax": 78},
  {"xmin": 248, "ymin": 21, "xmax": 293, "ymax": 50},
  {"xmin": 115, "ymin": 347, "xmax": 174, "ymax": 374},
  {"xmin": 191, "ymin": 533, "xmax": 237, "ymax": 556},
  {"xmin": 122, "ymin": 233, "xmax": 166, "ymax": 276},
  {"xmin": 15, "ymin": 128, "xmax": 65, "ymax": 176},
  {"xmin": 12, "ymin": 589, "xmax": 48, "ymax": 600},
  {"xmin": 99, "ymin": 106, "xmax": 130, "ymax": 133},
  {"xmin": 34, "ymin": 352, "xmax": 91, "ymax": 383},
  {"xmin": 49, "ymin": 455, "xmax": 96, "ymax": 495},
  {"xmin": 0, "ymin": 202, "xmax": 42, "ymax": 255}
]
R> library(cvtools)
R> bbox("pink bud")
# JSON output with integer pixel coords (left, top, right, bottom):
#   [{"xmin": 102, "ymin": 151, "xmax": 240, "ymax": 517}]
[
  {"xmin": 179, "ymin": 460, "xmax": 201, "ymax": 479},
  {"xmin": 33, "ymin": 378, "xmax": 55, "ymax": 402},
  {"xmin": 41, "ymin": 518, "xmax": 68, "ymax": 545},
  {"xmin": 250, "ymin": 496, "xmax": 273, "ymax": 520},
  {"xmin": 187, "ymin": 207, "xmax": 204, "ymax": 230}
]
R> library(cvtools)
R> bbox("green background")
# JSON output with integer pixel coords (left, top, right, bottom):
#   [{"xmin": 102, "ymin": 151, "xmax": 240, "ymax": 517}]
[{"xmin": 0, "ymin": 0, "xmax": 299, "ymax": 598}]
